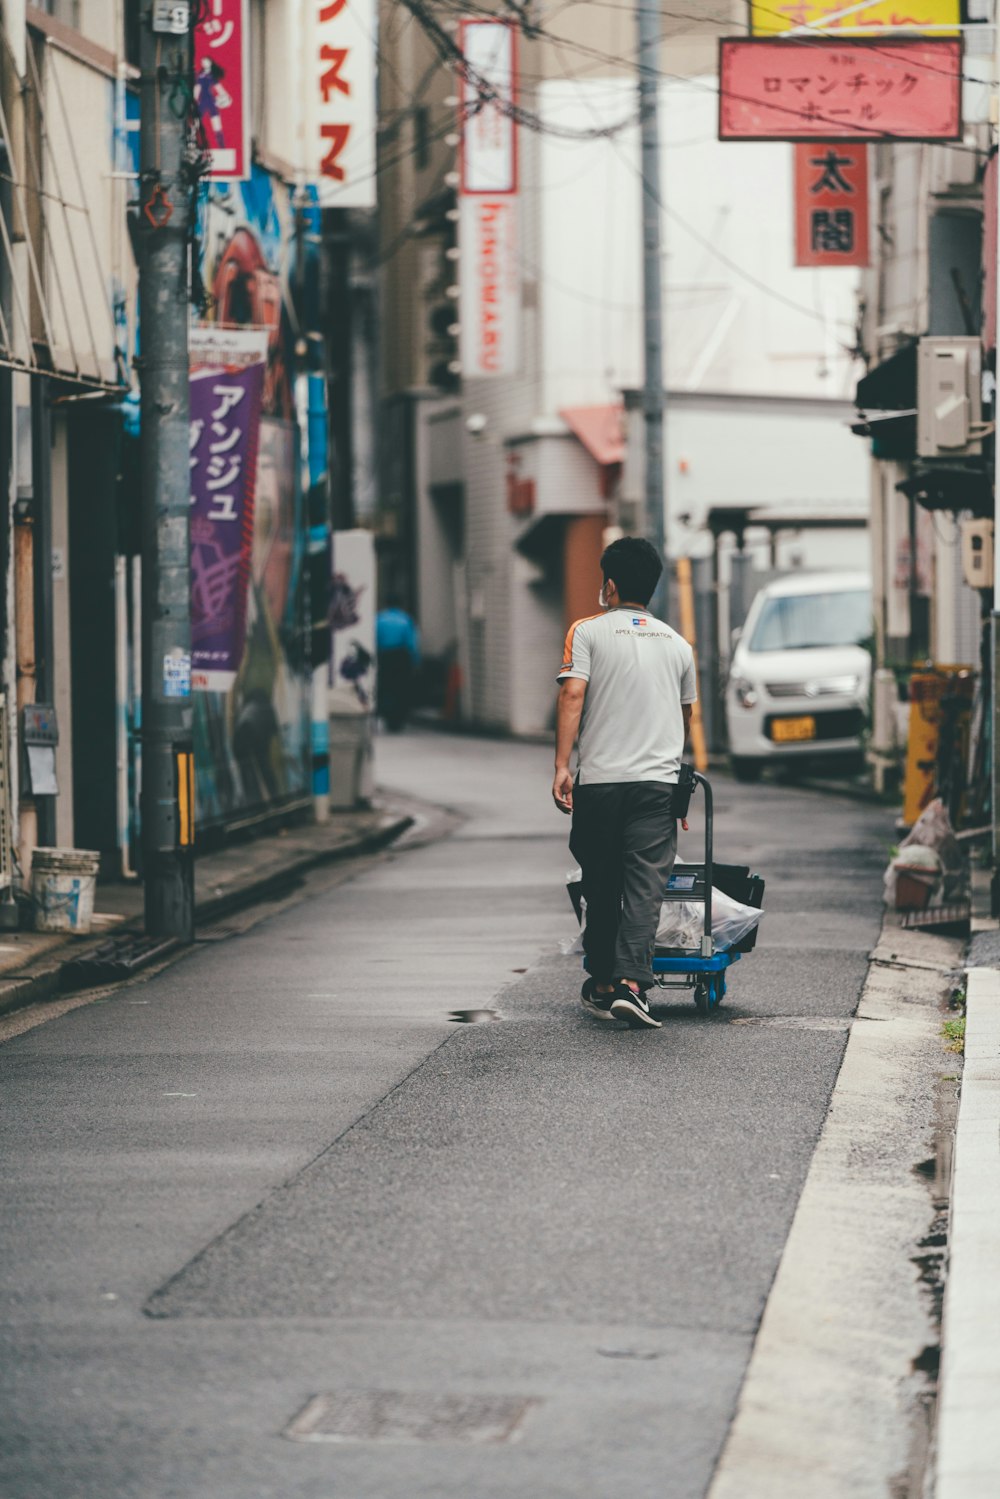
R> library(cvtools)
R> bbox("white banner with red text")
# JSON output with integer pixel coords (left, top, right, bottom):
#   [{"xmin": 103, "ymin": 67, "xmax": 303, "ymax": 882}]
[
  {"xmin": 459, "ymin": 195, "xmax": 521, "ymax": 380},
  {"xmin": 302, "ymin": 0, "xmax": 377, "ymax": 207}
]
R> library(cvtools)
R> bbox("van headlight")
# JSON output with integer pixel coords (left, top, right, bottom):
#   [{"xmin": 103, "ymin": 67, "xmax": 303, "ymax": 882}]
[{"xmin": 732, "ymin": 677, "xmax": 758, "ymax": 709}]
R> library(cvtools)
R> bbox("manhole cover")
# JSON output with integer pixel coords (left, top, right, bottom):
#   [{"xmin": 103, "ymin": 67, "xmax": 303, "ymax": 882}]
[{"xmin": 284, "ymin": 1391, "xmax": 536, "ymax": 1445}]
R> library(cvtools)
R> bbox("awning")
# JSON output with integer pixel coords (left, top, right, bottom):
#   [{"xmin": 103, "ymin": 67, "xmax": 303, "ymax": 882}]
[
  {"xmin": 707, "ymin": 504, "xmax": 869, "ymax": 546},
  {"xmin": 855, "ymin": 339, "xmax": 918, "ymax": 412},
  {"xmin": 896, "ymin": 464, "xmax": 993, "ymax": 517},
  {"xmin": 0, "ymin": 25, "xmax": 128, "ymax": 392},
  {"xmin": 558, "ymin": 404, "xmax": 625, "ymax": 467}
]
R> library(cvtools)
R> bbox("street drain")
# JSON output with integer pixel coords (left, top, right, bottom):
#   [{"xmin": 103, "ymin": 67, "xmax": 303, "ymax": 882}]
[
  {"xmin": 729, "ymin": 1016, "xmax": 851, "ymax": 1032},
  {"xmin": 596, "ymin": 1347, "xmax": 662, "ymax": 1361},
  {"xmin": 448, "ymin": 1008, "xmax": 500, "ymax": 1024},
  {"xmin": 283, "ymin": 1391, "xmax": 536, "ymax": 1445}
]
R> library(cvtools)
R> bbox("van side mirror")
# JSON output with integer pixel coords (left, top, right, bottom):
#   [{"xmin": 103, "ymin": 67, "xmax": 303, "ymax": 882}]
[{"xmin": 731, "ymin": 626, "xmax": 742, "ymax": 649}]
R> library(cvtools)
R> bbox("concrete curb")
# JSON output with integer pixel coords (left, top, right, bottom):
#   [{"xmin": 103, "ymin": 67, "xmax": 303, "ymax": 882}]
[
  {"xmin": 0, "ymin": 811, "xmax": 413, "ymax": 1022},
  {"xmin": 935, "ymin": 966, "xmax": 1000, "ymax": 1499},
  {"xmin": 707, "ymin": 920, "xmax": 961, "ymax": 1498}
]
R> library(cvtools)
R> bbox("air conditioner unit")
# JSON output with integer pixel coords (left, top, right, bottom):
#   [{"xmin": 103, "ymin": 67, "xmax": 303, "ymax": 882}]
[{"xmin": 917, "ymin": 337, "xmax": 983, "ymax": 458}]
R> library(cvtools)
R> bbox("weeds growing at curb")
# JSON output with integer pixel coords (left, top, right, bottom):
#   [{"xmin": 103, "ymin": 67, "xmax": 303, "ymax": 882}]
[
  {"xmin": 942, "ymin": 1017, "xmax": 966, "ymax": 1054},
  {"xmin": 942, "ymin": 984, "xmax": 967, "ymax": 1054}
]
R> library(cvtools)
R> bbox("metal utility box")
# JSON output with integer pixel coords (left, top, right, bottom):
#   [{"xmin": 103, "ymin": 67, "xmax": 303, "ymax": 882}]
[
  {"xmin": 961, "ymin": 517, "xmax": 994, "ymax": 589},
  {"xmin": 21, "ymin": 704, "xmax": 59, "ymax": 797},
  {"xmin": 917, "ymin": 337, "xmax": 983, "ymax": 458}
]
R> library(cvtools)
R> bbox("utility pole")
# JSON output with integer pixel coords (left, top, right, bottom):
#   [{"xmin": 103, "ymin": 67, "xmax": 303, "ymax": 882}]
[
  {"xmin": 138, "ymin": 2, "xmax": 195, "ymax": 941},
  {"xmin": 637, "ymin": 0, "xmax": 667, "ymax": 614}
]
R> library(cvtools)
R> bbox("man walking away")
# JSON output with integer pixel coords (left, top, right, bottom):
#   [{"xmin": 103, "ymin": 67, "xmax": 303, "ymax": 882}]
[{"xmin": 552, "ymin": 537, "xmax": 696, "ymax": 1029}]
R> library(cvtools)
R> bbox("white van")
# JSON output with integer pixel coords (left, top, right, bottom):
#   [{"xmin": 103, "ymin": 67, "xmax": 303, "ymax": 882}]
[{"xmin": 725, "ymin": 571, "xmax": 872, "ymax": 782}]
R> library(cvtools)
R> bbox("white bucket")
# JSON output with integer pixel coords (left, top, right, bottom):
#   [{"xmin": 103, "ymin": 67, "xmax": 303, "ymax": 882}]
[{"xmin": 31, "ymin": 847, "xmax": 101, "ymax": 934}]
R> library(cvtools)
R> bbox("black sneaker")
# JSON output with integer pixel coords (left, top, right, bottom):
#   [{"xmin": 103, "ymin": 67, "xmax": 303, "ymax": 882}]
[
  {"xmin": 581, "ymin": 978, "xmax": 616, "ymax": 1021},
  {"xmin": 610, "ymin": 982, "xmax": 661, "ymax": 1029}
]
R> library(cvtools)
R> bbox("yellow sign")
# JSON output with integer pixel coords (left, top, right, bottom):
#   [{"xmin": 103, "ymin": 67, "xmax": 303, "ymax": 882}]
[{"xmin": 748, "ymin": 0, "xmax": 959, "ymax": 37}]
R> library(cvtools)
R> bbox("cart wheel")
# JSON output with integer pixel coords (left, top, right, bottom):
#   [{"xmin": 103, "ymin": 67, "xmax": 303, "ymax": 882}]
[
  {"xmin": 715, "ymin": 975, "xmax": 728, "ymax": 1009},
  {"xmin": 693, "ymin": 978, "xmax": 711, "ymax": 1015}
]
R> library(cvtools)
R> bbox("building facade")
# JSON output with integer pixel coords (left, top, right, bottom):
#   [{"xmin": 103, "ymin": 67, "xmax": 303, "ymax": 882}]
[
  {"xmin": 0, "ymin": 0, "xmax": 351, "ymax": 904},
  {"xmin": 376, "ymin": 3, "xmax": 868, "ymax": 736}
]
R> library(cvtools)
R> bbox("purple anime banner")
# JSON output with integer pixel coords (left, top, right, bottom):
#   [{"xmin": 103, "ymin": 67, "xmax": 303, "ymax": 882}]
[{"xmin": 189, "ymin": 326, "xmax": 268, "ymax": 692}]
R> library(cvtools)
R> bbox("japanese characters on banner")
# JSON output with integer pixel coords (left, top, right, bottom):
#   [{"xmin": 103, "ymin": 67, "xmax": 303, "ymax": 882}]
[
  {"xmin": 459, "ymin": 19, "xmax": 520, "ymax": 380},
  {"xmin": 748, "ymin": 0, "xmax": 959, "ymax": 36},
  {"xmin": 306, "ymin": 0, "xmax": 377, "ymax": 208},
  {"xmin": 794, "ymin": 144, "xmax": 869, "ymax": 266},
  {"xmin": 189, "ymin": 327, "xmax": 268, "ymax": 693},
  {"xmin": 718, "ymin": 38, "xmax": 963, "ymax": 141},
  {"xmin": 193, "ymin": 0, "xmax": 249, "ymax": 179}
]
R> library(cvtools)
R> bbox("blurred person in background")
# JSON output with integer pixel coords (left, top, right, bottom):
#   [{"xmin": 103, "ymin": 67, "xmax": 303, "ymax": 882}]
[{"xmin": 376, "ymin": 597, "xmax": 421, "ymax": 732}]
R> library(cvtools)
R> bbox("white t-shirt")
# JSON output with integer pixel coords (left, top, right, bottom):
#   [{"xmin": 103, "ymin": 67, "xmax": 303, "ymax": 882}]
[{"xmin": 557, "ymin": 608, "xmax": 697, "ymax": 785}]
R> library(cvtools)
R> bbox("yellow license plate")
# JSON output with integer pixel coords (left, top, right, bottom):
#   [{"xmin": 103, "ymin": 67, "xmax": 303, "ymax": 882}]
[{"xmin": 771, "ymin": 715, "xmax": 816, "ymax": 743}]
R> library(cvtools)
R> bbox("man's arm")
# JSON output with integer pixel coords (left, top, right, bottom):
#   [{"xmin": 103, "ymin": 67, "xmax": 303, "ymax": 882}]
[
  {"xmin": 553, "ymin": 678, "xmax": 587, "ymax": 814},
  {"xmin": 683, "ymin": 702, "xmax": 693, "ymax": 747}
]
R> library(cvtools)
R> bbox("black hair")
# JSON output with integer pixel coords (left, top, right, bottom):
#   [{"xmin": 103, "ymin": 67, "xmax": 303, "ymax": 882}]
[{"xmin": 600, "ymin": 536, "xmax": 663, "ymax": 607}]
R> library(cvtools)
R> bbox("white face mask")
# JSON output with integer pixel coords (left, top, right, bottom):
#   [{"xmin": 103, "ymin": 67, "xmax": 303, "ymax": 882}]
[{"xmin": 598, "ymin": 582, "xmax": 610, "ymax": 609}]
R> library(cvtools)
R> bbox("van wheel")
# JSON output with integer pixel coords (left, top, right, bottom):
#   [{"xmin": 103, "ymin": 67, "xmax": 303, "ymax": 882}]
[{"xmin": 731, "ymin": 757, "xmax": 763, "ymax": 783}]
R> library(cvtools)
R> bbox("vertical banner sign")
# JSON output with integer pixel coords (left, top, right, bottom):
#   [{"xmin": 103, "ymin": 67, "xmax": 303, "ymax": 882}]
[
  {"xmin": 194, "ymin": 0, "xmax": 250, "ymax": 179},
  {"xmin": 189, "ymin": 327, "xmax": 269, "ymax": 693},
  {"xmin": 794, "ymin": 143, "xmax": 869, "ymax": 266},
  {"xmin": 308, "ymin": 0, "xmax": 378, "ymax": 208},
  {"xmin": 459, "ymin": 19, "xmax": 521, "ymax": 378}
]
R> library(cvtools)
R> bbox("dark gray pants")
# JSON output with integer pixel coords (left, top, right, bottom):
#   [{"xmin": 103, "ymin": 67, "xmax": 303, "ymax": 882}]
[{"xmin": 569, "ymin": 781, "xmax": 678, "ymax": 989}]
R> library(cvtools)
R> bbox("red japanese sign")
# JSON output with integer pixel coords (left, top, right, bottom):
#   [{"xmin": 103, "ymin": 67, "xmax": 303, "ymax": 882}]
[
  {"xmin": 794, "ymin": 144, "xmax": 869, "ymax": 266},
  {"xmin": 194, "ymin": 0, "xmax": 249, "ymax": 180},
  {"xmin": 719, "ymin": 38, "xmax": 963, "ymax": 141}
]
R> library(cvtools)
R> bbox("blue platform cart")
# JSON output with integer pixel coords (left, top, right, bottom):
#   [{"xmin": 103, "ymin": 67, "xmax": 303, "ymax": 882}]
[{"xmin": 578, "ymin": 772, "xmax": 764, "ymax": 1016}]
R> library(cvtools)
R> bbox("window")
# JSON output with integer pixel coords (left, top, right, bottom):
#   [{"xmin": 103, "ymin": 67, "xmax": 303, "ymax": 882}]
[
  {"xmin": 748, "ymin": 591, "xmax": 872, "ymax": 652},
  {"xmin": 39, "ymin": 0, "xmax": 81, "ymax": 24}
]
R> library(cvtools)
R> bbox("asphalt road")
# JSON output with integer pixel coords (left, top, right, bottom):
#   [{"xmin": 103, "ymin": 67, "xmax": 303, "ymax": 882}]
[{"xmin": 0, "ymin": 731, "xmax": 894, "ymax": 1499}]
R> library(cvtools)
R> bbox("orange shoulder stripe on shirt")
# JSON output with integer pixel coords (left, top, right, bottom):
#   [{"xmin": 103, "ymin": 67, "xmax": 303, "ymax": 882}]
[{"xmin": 560, "ymin": 613, "xmax": 603, "ymax": 671}]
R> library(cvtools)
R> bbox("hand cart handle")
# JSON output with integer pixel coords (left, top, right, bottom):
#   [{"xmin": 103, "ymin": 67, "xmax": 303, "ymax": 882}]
[{"xmin": 693, "ymin": 772, "xmax": 713, "ymax": 957}]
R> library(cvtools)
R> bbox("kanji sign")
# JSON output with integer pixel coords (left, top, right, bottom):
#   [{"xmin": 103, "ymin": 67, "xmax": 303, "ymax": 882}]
[
  {"xmin": 193, "ymin": 0, "xmax": 249, "ymax": 179},
  {"xmin": 794, "ymin": 144, "xmax": 869, "ymax": 266},
  {"xmin": 718, "ymin": 38, "xmax": 963, "ymax": 141},
  {"xmin": 189, "ymin": 327, "xmax": 268, "ymax": 692},
  {"xmin": 749, "ymin": 0, "xmax": 959, "ymax": 37},
  {"xmin": 306, "ymin": 0, "xmax": 377, "ymax": 207}
]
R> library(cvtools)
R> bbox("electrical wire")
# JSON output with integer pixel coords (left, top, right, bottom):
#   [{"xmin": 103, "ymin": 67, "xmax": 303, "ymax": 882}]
[{"xmin": 427, "ymin": 0, "xmax": 996, "ymax": 146}]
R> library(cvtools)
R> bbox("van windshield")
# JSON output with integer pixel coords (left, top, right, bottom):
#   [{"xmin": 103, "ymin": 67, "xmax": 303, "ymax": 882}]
[{"xmin": 748, "ymin": 589, "xmax": 871, "ymax": 652}]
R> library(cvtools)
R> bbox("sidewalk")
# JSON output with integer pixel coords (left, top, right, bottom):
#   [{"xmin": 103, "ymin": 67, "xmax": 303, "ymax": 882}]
[{"xmin": 0, "ymin": 801, "xmax": 412, "ymax": 1020}]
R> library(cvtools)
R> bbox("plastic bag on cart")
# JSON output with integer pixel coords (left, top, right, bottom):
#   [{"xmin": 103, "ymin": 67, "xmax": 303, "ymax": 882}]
[{"xmin": 656, "ymin": 887, "xmax": 764, "ymax": 953}]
